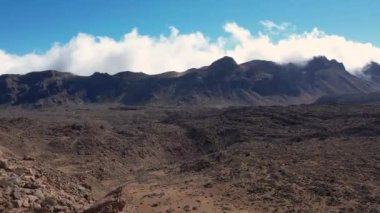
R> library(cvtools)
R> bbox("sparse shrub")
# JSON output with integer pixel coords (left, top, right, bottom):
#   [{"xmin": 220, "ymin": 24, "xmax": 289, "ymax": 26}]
[
  {"xmin": 247, "ymin": 185, "xmax": 268, "ymax": 194},
  {"xmin": 0, "ymin": 178, "xmax": 15, "ymax": 188},
  {"xmin": 41, "ymin": 196, "xmax": 57, "ymax": 207},
  {"xmin": 180, "ymin": 159, "xmax": 211, "ymax": 172}
]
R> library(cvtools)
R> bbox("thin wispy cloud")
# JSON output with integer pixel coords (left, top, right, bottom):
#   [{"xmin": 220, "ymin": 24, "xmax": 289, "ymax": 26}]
[
  {"xmin": 260, "ymin": 20, "xmax": 294, "ymax": 33},
  {"xmin": 1, "ymin": 21, "xmax": 380, "ymax": 75}
]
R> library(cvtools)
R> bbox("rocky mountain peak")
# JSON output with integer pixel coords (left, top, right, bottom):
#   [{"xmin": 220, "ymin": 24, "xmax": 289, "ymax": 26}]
[
  {"xmin": 363, "ymin": 62, "xmax": 380, "ymax": 75},
  {"xmin": 0, "ymin": 56, "xmax": 377, "ymax": 106},
  {"xmin": 306, "ymin": 56, "xmax": 345, "ymax": 71},
  {"xmin": 209, "ymin": 56, "xmax": 238, "ymax": 72},
  {"xmin": 362, "ymin": 62, "xmax": 380, "ymax": 84}
]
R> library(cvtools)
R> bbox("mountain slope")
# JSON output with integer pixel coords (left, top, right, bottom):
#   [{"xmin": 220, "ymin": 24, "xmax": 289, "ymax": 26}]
[
  {"xmin": 313, "ymin": 62, "xmax": 380, "ymax": 105},
  {"xmin": 0, "ymin": 57, "xmax": 377, "ymax": 106},
  {"xmin": 315, "ymin": 92, "xmax": 380, "ymax": 105},
  {"xmin": 363, "ymin": 62, "xmax": 380, "ymax": 84}
]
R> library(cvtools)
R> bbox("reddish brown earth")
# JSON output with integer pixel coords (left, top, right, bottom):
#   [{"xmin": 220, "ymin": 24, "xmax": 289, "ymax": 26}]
[{"xmin": 0, "ymin": 105, "xmax": 379, "ymax": 212}]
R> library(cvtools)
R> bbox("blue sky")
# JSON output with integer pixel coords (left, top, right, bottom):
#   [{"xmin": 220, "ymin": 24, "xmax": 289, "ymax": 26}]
[
  {"xmin": 0, "ymin": 0, "xmax": 380, "ymax": 75},
  {"xmin": 1, "ymin": 0, "xmax": 379, "ymax": 54}
]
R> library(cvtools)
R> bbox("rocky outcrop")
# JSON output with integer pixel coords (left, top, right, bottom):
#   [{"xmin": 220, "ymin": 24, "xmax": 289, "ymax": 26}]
[
  {"xmin": 84, "ymin": 187, "xmax": 128, "ymax": 213},
  {"xmin": 0, "ymin": 149, "xmax": 93, "ymax": 212}
]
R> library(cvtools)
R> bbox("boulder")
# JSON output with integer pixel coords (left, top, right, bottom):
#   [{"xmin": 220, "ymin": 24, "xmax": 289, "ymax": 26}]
[{"xmin": 0, "ymin": 159, "xmax": 9, "ymax": 170}]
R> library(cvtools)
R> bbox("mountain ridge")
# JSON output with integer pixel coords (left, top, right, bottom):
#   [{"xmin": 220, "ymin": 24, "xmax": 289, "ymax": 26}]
[{"xmin": 0, "ymin": 56, "xmax": 379, "ymax": 107}]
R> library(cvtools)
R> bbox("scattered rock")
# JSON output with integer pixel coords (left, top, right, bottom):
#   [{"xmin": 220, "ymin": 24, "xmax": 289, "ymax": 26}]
[
  {"xmin": 23, "ymin": 155, "xmax": 35, "ymax": 161},
  {"xmin": 12, "ymin": 199, "xmax": 23, "ymax": 208},
  {"xmin": 27, "ymin": 195, "xmax": 39, "ymax": 203},
  {"xmin": 180, "ymin": 159, "xmax": 211, "ymax": 172},
  {"xmin": 183, "ymin": 205, "xmax": 191, "ymax": 211},
  {"xmin": 23, "ymin": 182, "xmax": 39, "ymax": 189},
  {"xmin": 12, "ymin": 188, "xmax": 21, "ymax": 199},
  {"xmin": 0, "ymin": 159, "xmax": 10, "ymax": 170},
  {"xmin": 34, "ymin": 189, "xmax": 45, "ymax": 200},
  {"xmin": 21, "ymin": 198, "xmax": 30, "ymax": 208},
  {"xmin": 203, "ymin": 182, "xmax": 213, "ymax": 188},
  {"xmin": 54, "ymin": 205, "xmax": 69, "ymax": 212},
  {"xmin": 166, "ymin": 208, "xmax": 175, "ymax": 213}
]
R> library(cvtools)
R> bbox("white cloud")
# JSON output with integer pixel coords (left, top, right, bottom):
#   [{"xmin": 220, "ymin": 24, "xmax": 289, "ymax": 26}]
[
  {"xmin": 260, "ymin": 20, "xmax": 293, "ymax": 33},
  {"xmin": 1, "ymin": 21, "xmax": 380, "ymax": 75}
]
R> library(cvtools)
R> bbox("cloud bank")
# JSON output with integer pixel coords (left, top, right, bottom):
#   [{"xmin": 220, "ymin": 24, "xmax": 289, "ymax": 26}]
[{"xmin": 1, "ymin": 22, "xmax": 380, "ymax": 75}]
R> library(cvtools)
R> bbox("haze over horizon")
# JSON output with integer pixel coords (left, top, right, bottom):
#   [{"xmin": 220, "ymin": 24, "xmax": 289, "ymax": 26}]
[{"xmin": 1, "ymin": 0, "xmax": 380, "ymax": 75}]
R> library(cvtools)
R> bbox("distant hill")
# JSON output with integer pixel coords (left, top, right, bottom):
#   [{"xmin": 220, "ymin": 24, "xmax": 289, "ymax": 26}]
[{"xmin": 0, "ymin": 56, "xmax": 379, "ymax": 107}]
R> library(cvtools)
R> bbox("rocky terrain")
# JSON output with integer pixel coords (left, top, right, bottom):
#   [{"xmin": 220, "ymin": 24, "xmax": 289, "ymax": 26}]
[
  {"xmin": 0, "ymin": 148, "xmax": 92, "ymax": 212},
  {"xmin": 0, "ymin": 105, "xmax": 379, "ymax": 212},
  {"xmin": 1, "ymin": 56, "xmax": 380, "ymax": 107}
]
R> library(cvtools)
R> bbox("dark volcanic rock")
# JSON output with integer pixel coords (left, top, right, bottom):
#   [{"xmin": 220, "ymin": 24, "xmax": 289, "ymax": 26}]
[
  {"xmin": 0, "ymin": 56, "xmax": 378, "ymax": 106},
  {"xmin": 84, "ymin": 186, "xmax": 127, "ymax": 213},
  {"xmin": 315, "ymin": 92, "xmax": 380, "ymax": 105},
  {"xmin": 363, "ymin": 62, "xmax": 380, "ymax": 84}
]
